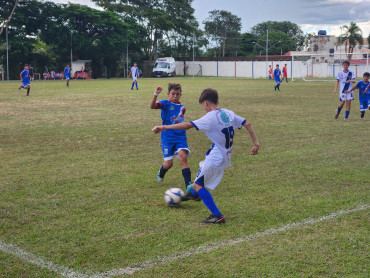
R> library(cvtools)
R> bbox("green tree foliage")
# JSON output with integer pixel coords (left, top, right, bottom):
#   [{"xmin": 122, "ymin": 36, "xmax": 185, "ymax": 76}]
[
  {"xmin": 338, "ymin": 22, "xmax": 363, "ymax": 54},
  {"xmin": 251, "ymin": 21, "xmax": 304, "ymax": 50},
  {"xmin": 92, "ymin": 0, "xmax": 197, "ymax": 60},
  {"xmin": 238, "ymin": 33, "xmax": 258, "ymax": 56},
  {"xmin": 203, "ymin": 10, "xmax": 242, "ymax": 57},
  {"xmin": 253, "ymin": 31, "xmax": 296, "ymax": 56}
]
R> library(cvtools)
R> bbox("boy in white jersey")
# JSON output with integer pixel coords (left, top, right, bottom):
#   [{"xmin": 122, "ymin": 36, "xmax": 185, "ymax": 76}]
[
  {"xmin": 333, "ymin": 60, "xmax": 356, "ymax": 120},
  {"xmin": 129, "ymin": 62, "xmax": 139, "ymax": 90},
  {"xmin": 152, "ymin": 88, "xmax": 259, "ymax": 224}
]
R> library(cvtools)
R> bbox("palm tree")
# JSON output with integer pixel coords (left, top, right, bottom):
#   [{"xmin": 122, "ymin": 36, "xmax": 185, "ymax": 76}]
[{"xmin": 338, "ymin": 22, "xmax": 363, "ymax": 56}]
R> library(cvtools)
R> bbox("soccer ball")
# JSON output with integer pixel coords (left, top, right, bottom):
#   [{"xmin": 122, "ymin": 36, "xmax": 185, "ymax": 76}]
[{"xmin": 164, "ymin": 188, "xmax": 185, "ymax": 206}]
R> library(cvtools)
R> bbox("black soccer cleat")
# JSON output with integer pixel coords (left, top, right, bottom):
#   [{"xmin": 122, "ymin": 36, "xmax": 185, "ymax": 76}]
[
  {"xmin": 200, "ymin": 214, "xmax": 225, "ymax": 224},
  {"xmin": 361, "ymin": 111, "xmax": 365, "ymax": 118}
]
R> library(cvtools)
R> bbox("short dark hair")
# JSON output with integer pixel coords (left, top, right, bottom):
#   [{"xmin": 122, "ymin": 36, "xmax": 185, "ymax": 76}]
[
  {"xmin": 342, "ymin": 60, "xmax": 350, "ymax": 66},
  {"xmin": 24, "ymin": 64, "xmax": 28, "ymax": 67},
  {"xmin": 363, "ymin": 72, "xmax": 370, "ymax": 77},
  {"xmin": 168, "ymin": 83, "xmax": 182, "ymax": 93},
  {"xmin": 276, "ymin": 64, "xmax": 279, "ymax": 67},
  {"xmin": 199, "ymin": 88, "xmax": 218, "ymax": 104}
]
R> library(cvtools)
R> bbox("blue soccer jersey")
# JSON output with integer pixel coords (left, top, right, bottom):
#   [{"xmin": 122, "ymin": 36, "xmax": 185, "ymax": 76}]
[
  {"xmin": 157, "ymin": 99, "xmax": 187, "ymax": 142},
  {"xmin": 64, "ymin": 67, "xmax": 71, "ymax": 78},
  {"xmin": 274, "ymin": 69, "xmax": 281, "ymax": 78},
  {"xmin": 355, "ymin": 80, "xmax": 370, "ymax": 100},
  {"xmin": 21, "ymin": 69, "xmax": 30, "ymax": 82}
]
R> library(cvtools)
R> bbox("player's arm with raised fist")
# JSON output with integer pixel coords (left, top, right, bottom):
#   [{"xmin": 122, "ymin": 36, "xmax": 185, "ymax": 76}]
[{"xmin": 150, "ymin": 86, "xmax": 163, "ymax": 109}]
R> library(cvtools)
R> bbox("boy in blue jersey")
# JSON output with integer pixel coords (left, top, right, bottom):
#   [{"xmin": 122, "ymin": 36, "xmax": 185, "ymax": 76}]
[
  {"xmin": 152, "ymin": 88, "xmax": 259, "ymax": 224},
  {"xmin": 18, "ymin": 64, "xmax": 31, "ymax": 96},
  {"xmin": 345, "ymin": 72, "xmax": 370, "ymax": 118},
  {"xmin": 129, "ymin": 62, "xmax": 139, "ymax": 90},
  {"xmin": 333, "ymin": 60, "xmax": 355, "ymax": 121},
  {"xmin": 150, "ymin": 83, "xmax": 192, "ymax": 190},
  {"xmin": 64, "ymin": 65, "xmax": 71, "ymax": 87},
  {"xmin": 274, "ymin": 64, "xmax": 282, "ymax": 91}
]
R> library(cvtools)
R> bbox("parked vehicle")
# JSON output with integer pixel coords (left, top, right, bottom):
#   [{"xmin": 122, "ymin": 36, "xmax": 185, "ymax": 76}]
[{"xmin": 152, "ymin": 57, "xmax": 176, "ymax": 77}]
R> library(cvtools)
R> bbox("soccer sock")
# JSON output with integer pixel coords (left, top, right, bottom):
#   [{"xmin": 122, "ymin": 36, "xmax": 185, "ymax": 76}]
[
  {"xmin": 277, "ymin": 84, "xmax": 280, "ymax": 90},
  {"xmin": 182, "ymin": 168, "xmax": 191, "ymax": 186},
  {"xmin": 131, "ymin": 82, "xmax": 134, "ymax": 89},
  {"xmin": 191, "ymin": 189, "xmax": 199, "ymax": 198},
  {"xmin": 361, "ymin": 111, "xmax": 365, "ymax": 117},
  {"xmin": 159, "ymin": 165, "xmax": 168, "ymax": 178},
  {"xmin": 197, "ymin": 187, "xmax": 222, "ymax": 217},
  {"xmin": 135, "ymin": 82, "xmax": 138, "ymax": 89},
  {"xmin": 27, "ymin": 88, "xmax": 30, "ymax": 95},
  {"xmin": 274, "ymin": 85, "xmax": 276, "ymax": 91},
  {"xmin": 337, "ymin": 107, "xmax": 342, "ymax": 114},
  {"xmin": 345, "ymin": 110, "xmax": 350, "ymax": 118}
]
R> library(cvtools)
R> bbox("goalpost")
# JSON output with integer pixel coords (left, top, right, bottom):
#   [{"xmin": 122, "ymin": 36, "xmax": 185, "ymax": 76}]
[{"xmin": 291, "ymin": 53, "xmax": 370, "ymax": 82}]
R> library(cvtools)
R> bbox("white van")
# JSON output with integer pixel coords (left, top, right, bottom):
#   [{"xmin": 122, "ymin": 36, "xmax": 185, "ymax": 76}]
[{"xmin": 152, "ymin": 57, "xmax": 176, "ymax": 77}]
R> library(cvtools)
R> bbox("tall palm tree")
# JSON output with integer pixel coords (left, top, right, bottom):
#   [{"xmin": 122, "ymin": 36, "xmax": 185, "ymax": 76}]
[{"xmin": 338, "ymin": 22, "xmax": 363, "ymax": 55}]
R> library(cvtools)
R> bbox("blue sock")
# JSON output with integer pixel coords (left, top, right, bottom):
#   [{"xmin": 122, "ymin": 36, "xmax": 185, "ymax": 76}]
[
  {"xmin": 131, "ymin": 82, "xmax": 134, "ymax": 89},
  {"xmin": 135, "ymin": 82, "xmax": 138, "ymax": 89},
  {"xmin": 337, "ymin": 107, "xmax": 342, "ymax": 114},
  {"xmin": 191, "ymin": 189, "xmax": 199, "ymax": 198},
  {"xmin": 345, "ymin": 110, "xmax": 350, "ymax": 118},
  {"xmin": 197, "ymin": 187, "xmax": 222, "ymax": 217},
  {"xmin": 182, "ymin": 168, "xmax": 191, "ymax": 186}
]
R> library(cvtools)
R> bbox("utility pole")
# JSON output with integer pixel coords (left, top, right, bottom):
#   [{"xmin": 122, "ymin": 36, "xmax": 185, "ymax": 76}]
[
  {"xmin": 266, "ymin": 29, "xmax": 268, "ymax": 78},
  {"xmin": 6, "ymin": 25, "xmax": 9, "ymax": 80},
  {"xmin": 70, "ymin": 31, "xmax": 73, "ymax": 74},
  {"xmin": 126, "ymin": 33, "xmax": 128, "ymax": 78},
  {"xmin": 192, "ymin": 33, "xmax": 195, "ymax": 78}
]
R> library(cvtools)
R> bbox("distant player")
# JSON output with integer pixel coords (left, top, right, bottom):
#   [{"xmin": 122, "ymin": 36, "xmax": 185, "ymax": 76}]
[
  {"xmin": 129, "ymin": 62, "xmax": 139, "ymax": 90},
  {"xmin": 333, "ymin": 60, "xmax": 355, "ymax": 121},
  {"xmin": 150, "ymin": 83, "xmax": 192, "ymax": 190},
  {"xmin": 29, "ymin": 64, "xmax": 34, "ymax": 81},
  {"xmin": 268, "ymin": 65, "xmax": 273, "ymax": 79},
  {"xmin": 18, "ymin": 64, "xmax": 31, "ymax": 96},
  {"xmin": 345, "ymin": 72, "xmax": 370, "ymax": 118},
  {"xmin": 64, "ymin": 65, "xmax": 71, "ymax": 87},
  {"xmin": 274, "ymin": 64, "xmax": 282, "ymax": 91},
  {"xmin": 281, "ymin": 64, "xmax": 288, "ymax": 83},
  {"xmin": 152, "ymin": 88, "xmax": 260, "ymax": 224}
]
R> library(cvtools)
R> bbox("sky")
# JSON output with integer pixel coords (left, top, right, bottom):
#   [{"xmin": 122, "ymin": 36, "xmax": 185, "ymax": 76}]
[{"xmin": 49, "ymin": 0, "xmax": 370, "ymax": 37}]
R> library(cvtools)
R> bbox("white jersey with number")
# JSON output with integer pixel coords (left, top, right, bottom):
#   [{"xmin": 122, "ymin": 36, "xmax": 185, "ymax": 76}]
[
  {"xmin": 190, "ymin": 108, "xmax": 246, "ymax": 169},
  {"xmin": 131, "ymin": 66, "xmax": 138, "ymax": 80},
  {"xmin": 337, "ymin": 69, "xmax": 355, "ymax": 100}
]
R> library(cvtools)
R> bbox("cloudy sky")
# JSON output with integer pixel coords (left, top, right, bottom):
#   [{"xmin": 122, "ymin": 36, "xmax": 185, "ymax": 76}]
[{"xmin": 50, "ymin": 0, "xmax": 370, "ymax": 37}]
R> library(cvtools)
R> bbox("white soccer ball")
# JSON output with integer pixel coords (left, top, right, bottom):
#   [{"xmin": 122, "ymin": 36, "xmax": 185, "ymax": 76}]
[{"xmin": 164, "ymin": 188, "xmax": 185, "ymax": 206}]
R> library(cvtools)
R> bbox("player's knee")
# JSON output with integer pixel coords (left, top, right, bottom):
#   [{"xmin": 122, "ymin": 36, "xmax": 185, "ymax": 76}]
[
  {"xmin": 193, "ymin": 183, "xmax": 202, "ymax": 191},
  {"xmin": 163, "ymin": 160, "xmax": 173, "ymax": 169}
]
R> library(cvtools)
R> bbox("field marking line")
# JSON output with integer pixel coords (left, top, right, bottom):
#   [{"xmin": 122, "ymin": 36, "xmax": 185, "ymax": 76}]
[
  {"xmin": 93, "ymin": 204, "xmax": 369, "ymax": 277},
  {"xmin": 0, "ymin": 240, "xmax": 89, "ymax": 278},
  {"xmin": 0, "ymin": 204, "xmax": 368, "ymax": 278}
]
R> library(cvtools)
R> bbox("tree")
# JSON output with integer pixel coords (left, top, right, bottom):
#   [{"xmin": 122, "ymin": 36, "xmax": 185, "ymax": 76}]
[
  {"xmin": 203, "ymin": 10, "xmax": 242, "ymax": 57},
  {"xmin": 93, "ymin": 0, "xmax": 197, "ymax": 60},
  {"xmin": 253, "ymin": 31, "xmax": 296, "ymax": 56},
  {"xmin": 0, "ymin": 0, "xmax": 18, "ymax": 36},
  {"xmin": 238, "ymin": 33, "xmax": 258, "ymax": 56},
  {"xmin": 251, "ymin": 21, "xmax": 304, "ymax": 50},
  {"xmin": 338, "ymin": 22, "xmax": 363, "ymax": 54}
]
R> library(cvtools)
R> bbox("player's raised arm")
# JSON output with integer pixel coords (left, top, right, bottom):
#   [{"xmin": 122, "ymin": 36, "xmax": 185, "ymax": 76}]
[
  {"xmin": 152, "ymin": 122, "xmax": 194, "ymax": 134},
  {"xmin": 243, "ymin": 121, "xmax": 259, "ymax": 155},
  {"xmin": 150, "ymin": 86, "xmax": 163, "ymax": 109}
]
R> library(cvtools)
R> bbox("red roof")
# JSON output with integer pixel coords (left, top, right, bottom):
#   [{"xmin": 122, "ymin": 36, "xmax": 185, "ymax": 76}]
[{"xmin": 350, "ymin": 59, "xmax": 368, "ymax": 64}]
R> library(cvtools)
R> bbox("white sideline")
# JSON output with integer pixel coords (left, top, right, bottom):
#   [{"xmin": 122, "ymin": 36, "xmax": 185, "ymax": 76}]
[
  {"xmin": 0, "ymin": 240, "xmax": 89, "ymax": 278},
  {"xmin": 0, "ymin": 204, "xmax": 368, "ymax": 278},
  {"xmin": 93, "ymin": 204, "xmax": 369, "ymax": 277}
]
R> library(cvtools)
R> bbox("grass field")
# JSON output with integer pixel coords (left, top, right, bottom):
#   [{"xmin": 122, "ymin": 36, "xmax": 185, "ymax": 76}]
[{"xmin": 0, "ymin": 77, "xmax": 369, "ymax": 277}]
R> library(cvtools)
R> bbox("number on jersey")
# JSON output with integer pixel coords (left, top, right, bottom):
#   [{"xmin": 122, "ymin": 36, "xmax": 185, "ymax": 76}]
[{"xmin": 221, "ymin": 126, "xmax": 234, "ymax": 149}]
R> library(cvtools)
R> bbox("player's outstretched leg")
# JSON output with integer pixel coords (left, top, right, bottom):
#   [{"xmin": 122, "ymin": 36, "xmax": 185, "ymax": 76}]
[
  {"xmin": 344, "ymin": 100, "xmax": 351, "ymax": 121},
  {"xmin": 194, "ymin": 183, "xmax": 225, "ymax": 224},
  {"xmin": 26, "ymin": 86, "xmax": 30, "ymax": 96},
  {"xmin": 335, "ymin": 101, "xmax": 345, "ymax": 119}
]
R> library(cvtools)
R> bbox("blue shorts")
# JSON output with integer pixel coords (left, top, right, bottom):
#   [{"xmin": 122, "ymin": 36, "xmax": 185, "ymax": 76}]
[
  {"xmin": 65, "ymin": 75, "xmax": 70, "ymax": 80},
  {"xmin": 359, "ymin": 98, "xmax": 370, "ymax": 111},
  {"xmin": 22, "ymin": 80, "xmax": 30, "ymax": 87},
  {"xmin": 274, "ymin": 77, "xmax": 281, "ymax": 84},
  {"xmin": 161, "ymin": 141, "xmax": 190, "ymax": 161}
]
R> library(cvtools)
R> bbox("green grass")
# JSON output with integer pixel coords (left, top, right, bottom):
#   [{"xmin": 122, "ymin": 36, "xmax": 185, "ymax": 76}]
[{"xmin": 0, "ymin": 78, "xmax": 369, "ymax": 277}]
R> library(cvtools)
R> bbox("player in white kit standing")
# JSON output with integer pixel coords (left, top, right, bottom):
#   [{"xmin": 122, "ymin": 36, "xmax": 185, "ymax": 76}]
[
  {"xmin": 152, "ymin": 88, "xmax": 260, "ymax": 224},
  {"xmin": 129, "ymin": 62, "xmax": 139, "ymax": 90}
]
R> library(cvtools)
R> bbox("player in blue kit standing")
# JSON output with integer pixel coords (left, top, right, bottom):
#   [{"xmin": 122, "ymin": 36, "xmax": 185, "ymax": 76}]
[
  {"xmin": 129, "ymin": 62, "xmax": 139, "ymax": 90},
  {"xmin": 64, "ymin": 65, "xmax": 71, "ymax": 88},
  {"xmin": 345, "ymin": 72, "xmax": 370, "ymax": 118},
  {"xmin": 333, "ymin": 60, "xmax": 355, "ymax": 121},
  {"xmin": 150, "ymin": 83, "xmax": 192, "ymax": 190},
  {"xmin": 152, "ymin": 88, "xmax": 260, "ymax": 224},
  {"xmin": 18, "ymin": 64, "xmax": 31, "ymax": 96},
  {"xmin": 274, "ymin": 64, "xmax": 282, "ymax": 91}
]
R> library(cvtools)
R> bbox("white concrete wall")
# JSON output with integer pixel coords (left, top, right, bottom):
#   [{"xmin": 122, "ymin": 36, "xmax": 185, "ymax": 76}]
[{"xmin": 174, "ymin": 60, "xmax": 370, "ymax": 79}]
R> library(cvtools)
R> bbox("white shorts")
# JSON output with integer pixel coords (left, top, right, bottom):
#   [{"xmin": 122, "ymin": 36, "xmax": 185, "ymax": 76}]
[
  {"xmin": 194, "ymin": 148, "xmax": 227, "ymax": 190},
  {"xmin": 132, "ymin": 76, "xmax": 137, "ymax": 82},
  {"xmin": 340, "ymin": 91, "xmax": 354, "ymax": 101}
]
